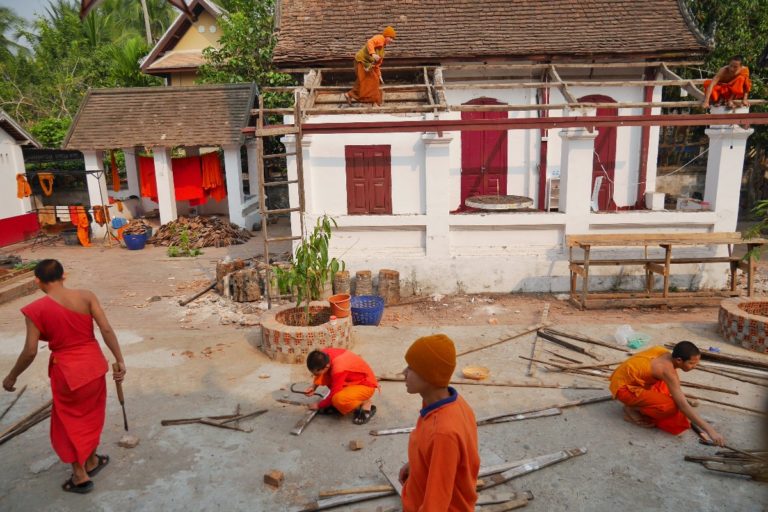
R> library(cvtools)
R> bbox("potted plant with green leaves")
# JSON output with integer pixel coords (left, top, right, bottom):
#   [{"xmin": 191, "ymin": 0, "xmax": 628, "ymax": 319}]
[{"xmin": 273, "ymin": 215, "xmax": 345, "ymax": 325}]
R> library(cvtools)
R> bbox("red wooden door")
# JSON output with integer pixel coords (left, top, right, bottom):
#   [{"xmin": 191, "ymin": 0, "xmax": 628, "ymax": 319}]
[
  {"xmin": 579, "ymin": 95, "xmax": 617, "ymax": 211},
  {"xmin": 458, "ymin": 98, "xmax": 508, "ymax": 211},
  {"xmin": 345, "ymin": 145, "xmax": 392, "ymax": 214}
]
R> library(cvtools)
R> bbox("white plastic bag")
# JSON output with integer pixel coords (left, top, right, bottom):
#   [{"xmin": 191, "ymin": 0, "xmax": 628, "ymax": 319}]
[{"xmin": 614, "ymin": 324, "xmax": 634, "ymax": 346}]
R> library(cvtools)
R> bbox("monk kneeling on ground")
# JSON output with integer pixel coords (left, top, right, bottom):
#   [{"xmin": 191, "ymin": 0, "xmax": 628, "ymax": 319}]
[
  {"xmin": 609, "ymin": 341, "xmax": 725, "ymax": 446},
  {"xmin": 399, "ymin": 334, "xmax": 480, "ymax": 511},
  {"xmin": 304, "ymin": 348, "xmax": 378, "ymax": 424},
  {"xmin": 2, "ymin": 259, "xmax": 126, "ymax": 494}
]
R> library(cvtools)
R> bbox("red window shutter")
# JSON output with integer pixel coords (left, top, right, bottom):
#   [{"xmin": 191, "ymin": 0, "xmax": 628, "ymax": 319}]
[{"xmin": 345, "ymin": 145, "xmax": 392, "ymax": 215}]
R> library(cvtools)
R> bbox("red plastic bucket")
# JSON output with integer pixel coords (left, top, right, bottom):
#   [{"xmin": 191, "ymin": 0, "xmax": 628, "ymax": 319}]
[{"xmin": 328, "ymin": 293, "xmax": 351, "ymax": 318}]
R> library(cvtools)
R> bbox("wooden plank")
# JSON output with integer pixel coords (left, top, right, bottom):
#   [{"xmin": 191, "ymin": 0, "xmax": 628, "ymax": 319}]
[
  {"xmin": 481, "ymin": 448, "xmax": 588, "ymax": 490},
  {"xmin": 438, "ymin": 60, "xmax": 705, "ymax": 71},
  {"xmin": 582, "ymin": 296, "xmax": 735, "ymax": 309},
  {"xmin": 447, "ymin": 99, "xmax": 766, "ymax": 113},
  {"xmin": 479, "ymin": 498, "xmax": 530, "ymax": 511},
  {"xmin": 536, "ymin": 330, "xmax": 600, "ymax": 360},
  {"xmin": 660, "ymin": 63, "xmax": 705, "ymax": 101},
  {"xmin": 685, "ymin": 394, "xmax": 767, "ymax": 416},
  {"xmin": 568, "ymin": 263, "xmax": 585, "ymax": 277},
  {"xmin": 377, "ymin": 460, "xmax": 403, "ymax": 496},
  {"xmin": 664, "ymin": 344, "xmax": 768, "ymax": 371},
  {"xmin": 571, "ymin": 257, "xmax": 740, "ymax": 265},
  {"xmin": 646, "ymin": 262, "xmax": 667, "ymax": 275},
  {"xmin": 456, "ymin": 323, "xmax": 548, "ymax": 357},
  {"xmin": 291, "ymin": 409, "xmax": 319, "ymax": 436},
  {"xmin": 0, "ymin": 385, "xmax": 26, "ymax": 423},
  {"xmin": 566, "ymin": 232, "xmax": 746, "ymax": 247},
  {"xmin": 548, "ymin": 360, "xmax": 627, "ymax": 372},
  {"xmin": 318, "ymin": 485, "xmax": 394, "ymax": 498},
  {"xmin": 541, "ymin": 328, "xmax": 631, "ymax": 353},
  {"xmin": 376, "ymin": 375, "xmax": 603, "ymax": 390}
]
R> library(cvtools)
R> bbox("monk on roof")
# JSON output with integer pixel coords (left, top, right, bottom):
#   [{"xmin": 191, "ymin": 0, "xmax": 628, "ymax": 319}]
[
  {"xmin": 702, "ymin": 54, "xmax": 752, "ymax": 109},
  {"xmin": 304, "ymin": 348, "xmax": 379, "ymax": 424},
  {"xmin": 609, "ymin": 341, "xmax": 725, "ymax": 446},
  {"xmin": 3, "ymin": 259, "xmax": 126, "ymax": 494},
  {"xmin": 345, "ymin": 26, "xmax": 397, "ymax": 106}
]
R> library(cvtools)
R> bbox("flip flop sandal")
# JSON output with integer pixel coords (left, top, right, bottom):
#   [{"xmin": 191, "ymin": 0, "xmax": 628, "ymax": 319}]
[
  {"xmin": 86, "ymin": 454, "xmax": 110, "ymax": 477},
  {"xmin": 62, "ymin": 477, "xmax": 94, "ymax": 494},
  {"xmin": 317, "ymin": 406, "xmax": 340, "ymax": 415},
  {"xmin": 353, "ymin": 405, "xmax": 377, "ymax": 425}
]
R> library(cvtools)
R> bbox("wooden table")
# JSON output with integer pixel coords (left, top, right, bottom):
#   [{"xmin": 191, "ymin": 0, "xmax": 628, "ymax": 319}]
[
  {"xmin": 464, "ymin": 195, "xmax": 534, "ymax": 210},
  {"xmin": 567, "ymin": 233, "xmax": 767, "ymax": 309}
]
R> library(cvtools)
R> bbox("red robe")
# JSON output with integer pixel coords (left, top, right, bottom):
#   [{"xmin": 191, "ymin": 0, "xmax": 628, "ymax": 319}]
[{"xmin": 22, "ymin": 296, "xmax": 108, "ymax": 465}]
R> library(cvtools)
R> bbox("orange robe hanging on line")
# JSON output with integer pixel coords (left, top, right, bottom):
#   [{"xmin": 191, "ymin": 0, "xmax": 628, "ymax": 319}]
[
  {"xmin": 72, "ymin": 206, "xmax": 91, "ymax": 247},
  {"xmin": 110, "ymin": 150, "xmax": 121, "ymax": 192},
  {"xmin": 347, "ymin": 35, "xmax": 387, "ymax": 105},
  {"xmin": 16, "ymin": 174, "xmax": 31, "ymax": 198},
  {"xmin": 704, "ymin": 67, "xmax": 752, "ymax": 104},
  {"xmin": 313, "ymin": 348, "xmax": 378, "ymax": 415},
  {"xmin": 201, "ymin": 152, "xmax": 227, "ymax": 202},
  {"xmin": 138, "ymin": 156, "xmax": 158, "ymax": 202},
  {"xmin": 21, "ymin": 296, "xmax": 108, "ymax": 465},
  {"xmin": 609, "ymin": 346, "xmax": 690, "ymax": 435}
]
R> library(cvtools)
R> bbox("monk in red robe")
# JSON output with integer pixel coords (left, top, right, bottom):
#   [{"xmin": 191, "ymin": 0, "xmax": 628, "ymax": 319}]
[
  {"xmin": 609, "ymin": 341, "xmax": 724, "ymax": 445},
  {"xmin": 345, "ymin": 26, "xmax": 397, "ymax": 106},
  {"xmin": 304, "ymin": 348, "xmax": 378, "ymax": 424},
  {"xmin": 702, "ymin": 55, "xmax": 752, "ymax": 109},
  {"xmin": 3, "ymin": 259, "xmax": 126, "ymax": 494}
]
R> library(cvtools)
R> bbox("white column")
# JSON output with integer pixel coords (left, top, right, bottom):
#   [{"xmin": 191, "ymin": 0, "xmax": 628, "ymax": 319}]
[
  {"xmin": 559, "ymin": 127, "xmax": 597, "ymax": 234},
  {"xmin": 704, "ymin": 107, "xmax": 754, "ymax": 232},
  {"xmin": 223, "ymin": 144, "xmax": 245, "ymax": 227},
  {"xmin": 153, "ymin": 147, "xmax": 177, "ymax": 225},
  {"xmin": 245, "ymin": 139, "xmax": 259, "ymax": 200},
  {"xmin": 4, "ymin": 143, "xmax": 31, "ymax": 216},
  {"xmin": 82, "ymin": 150, "xmax": 109, "ymax": 237},
  {"xmin": 423, "ymin": 133, "xmax": 453, "ymax": 257},
  {"xmin": 122, "ymin": 147, "xmax": 140, "ymax": 198}
]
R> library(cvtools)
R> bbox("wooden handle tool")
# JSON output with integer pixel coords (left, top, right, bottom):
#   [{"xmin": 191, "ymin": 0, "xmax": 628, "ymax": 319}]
[{"xmin": 112, "ymin": 362, "xmax": 128, "ymax": 431}]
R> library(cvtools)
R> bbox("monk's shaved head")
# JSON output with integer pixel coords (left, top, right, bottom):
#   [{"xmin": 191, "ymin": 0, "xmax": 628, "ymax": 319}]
[
  {"xmin": 34, "ymin": 259, "xmax": 64, "ymax": 283},
  {"xmin": 730, "ymin": 55, "xmax": 744, "ymax": 63},
  {"xmin": 307, "ymin": 350, "xmax": 330, "ymax": 372},
  {"xmin": 672, "ymin": 341, "xmax": 701, "ymax": 361}
]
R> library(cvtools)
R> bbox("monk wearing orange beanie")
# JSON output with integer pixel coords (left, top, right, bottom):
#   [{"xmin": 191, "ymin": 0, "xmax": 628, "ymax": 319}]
[{"xmin": 399, "ymin": 334, "xmax": 480, "ymax": 511}]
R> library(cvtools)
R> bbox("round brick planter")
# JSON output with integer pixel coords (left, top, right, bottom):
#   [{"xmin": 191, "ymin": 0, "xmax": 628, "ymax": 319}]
[
  {"xmin": 718, "ymin": 298, "xmax": 768, "ymax": 353},
  {"xmin": 260, "ymin": 301, "xmax": 352, "ymax": 364}
]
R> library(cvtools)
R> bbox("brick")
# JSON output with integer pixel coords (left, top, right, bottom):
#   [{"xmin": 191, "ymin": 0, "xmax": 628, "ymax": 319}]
[
  {"xmin": 264, "ymin": 470, "xmax": 284, "ymax": 488},
  {"xmin": 348, "ymin": 439, "xmax": 364, "ymax": 451}
]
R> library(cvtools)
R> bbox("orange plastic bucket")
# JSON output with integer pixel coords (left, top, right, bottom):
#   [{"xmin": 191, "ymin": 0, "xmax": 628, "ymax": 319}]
[{"xmin": 328, "ymin": 293, "xmax": 351, "ymax": 318}]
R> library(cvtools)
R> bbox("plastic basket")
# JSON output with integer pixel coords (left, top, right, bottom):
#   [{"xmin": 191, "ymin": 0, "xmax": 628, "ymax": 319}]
[{"xmin": 350, "ymin": 295, "xmax": 385, "ymax": 326}]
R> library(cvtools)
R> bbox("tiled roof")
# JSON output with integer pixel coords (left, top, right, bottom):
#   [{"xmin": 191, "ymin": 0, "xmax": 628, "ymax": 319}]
[
  {"xmin": 146, "ymin": 50, "xmax": 206, "ymax": 72},
  {"xmin": 0, "ymin": 110, "xmax": 40, "ymax": 148},
  {"xmin": 62, "ymin": 84, "xmax": 256, "ymax": 150},
  {"xmin": 273, "ymin": 0, "xmax": 709, "ymax": 67}
]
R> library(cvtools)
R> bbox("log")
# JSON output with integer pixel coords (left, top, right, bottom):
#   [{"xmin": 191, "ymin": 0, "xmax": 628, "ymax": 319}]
[
  {"xmin": 536, "ymin": 330, "xmax": 600, "ymax": 360},
  {"xmin": 377, "ymin": 269, "xmax": 400, "ymax": 305},
  {"xmin": 228, "ymin": 268, "xmax": 262, "ymax": 302},
  {"xmin": 216, "ymin": 259, "xmax": 246, "ymax": 294},
  {"xmin": 332, "ymin": 271, "xmax": 350, "ymax": 294},
  {"xmin": 480, "ymin": 448, "xmax": 587, "ymax": 490},
  {"xmin": 354, "ymin": 270, "xmax": 373, "ymax": 296},
  {"xmin": 456, "ymin": 323, "xmax": 549, "ymax": 357},
  {"xmin": 179, "ymin": 281, "xmax": 216, "ymax": 306}
]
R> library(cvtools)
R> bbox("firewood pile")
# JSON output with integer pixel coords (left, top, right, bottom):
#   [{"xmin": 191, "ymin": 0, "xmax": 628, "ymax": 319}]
[
  {"xmin": 122, "ymin": 220, "xmax": 152, "ymax": 236},
  {"xmin": 151, "ymin": 216, "xmax": 252, "ymax": 248}
]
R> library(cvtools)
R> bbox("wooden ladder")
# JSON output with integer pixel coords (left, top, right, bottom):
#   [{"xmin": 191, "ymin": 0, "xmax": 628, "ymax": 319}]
[{"xmin": 254, "ymin": 91, "xmax": 307, "ymax": 308}]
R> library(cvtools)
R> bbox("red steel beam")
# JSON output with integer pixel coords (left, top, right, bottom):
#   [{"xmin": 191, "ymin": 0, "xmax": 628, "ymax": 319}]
[{"xmin": 291, "ymin": 113, "xmax": 768, "ymax": 135}]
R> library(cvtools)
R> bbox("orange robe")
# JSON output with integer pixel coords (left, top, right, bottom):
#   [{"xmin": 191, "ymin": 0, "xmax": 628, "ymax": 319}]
[
  {"xmin": 201, "ymin": 152, "xmax": 227, "ymax": 202},
  {"xmin": 348, "ymin": 35, "xmax": 387, "ymax": 105},
  {"xmin": 73, "ymin": 206, "xmax": 91, "ymax": 247},
  {"xmin": 16, "ymin": 174, "xmax": 31, "ymax": 198},
  {"xmin": 609, "ymin": 346, "xmax": 690, "ymax": 435},
  {"xmin": 312, "ymin": 348, "xmax": 378, "ymax": 415},
  {"xmin": 21, "ymin": 296, "xmax": 109, "ymax": 465},
  {"xmin": 704, "ymin": 67, "xmax": 752, "ymax": 104},
  {"xmin": 402, "ymin": 388, "xmax": 480, "ymax": 512}
]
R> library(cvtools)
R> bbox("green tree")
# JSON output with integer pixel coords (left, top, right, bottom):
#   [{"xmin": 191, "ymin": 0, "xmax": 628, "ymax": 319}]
[
  {"xmin": 0, "ymin": 7, "xmax": 27, "ymax": 60},
  {"xmin": 197, "ymin": 0, "xmax": 294, "ymax": 101}
]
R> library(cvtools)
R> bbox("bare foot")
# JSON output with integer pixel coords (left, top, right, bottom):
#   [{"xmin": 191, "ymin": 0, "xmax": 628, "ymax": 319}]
[
  {"xmin": 344, "ymin": 92, "xmax": 353, "ymax": 106},
  {"xmin": 726, "ymin": 100, "xmax": 736, "ymax": 109},
  {"xmin": 623, "ymin": 406, "xmax": 655, "ymax": 428}
]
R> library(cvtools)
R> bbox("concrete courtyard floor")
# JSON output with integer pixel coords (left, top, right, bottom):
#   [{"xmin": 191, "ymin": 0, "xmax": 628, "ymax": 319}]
[{"xmin": 0, "ymin": 239, "xmax": 766, "ymax": 511}]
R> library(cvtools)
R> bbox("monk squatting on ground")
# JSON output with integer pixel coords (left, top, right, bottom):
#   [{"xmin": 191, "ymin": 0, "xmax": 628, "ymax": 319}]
[
  {"xmin": 702, "ymin": 54, "xmax": 752, "ymax": 109},
  {"xmin": 609, "ymin": 341, "xmax": 725, "ymax": 446},
  {"xmin": 2, "ymin": 259, "xmax": 126, "ymax": 494},
  {"xmin": 304, "ymin": 348, "xmax": 378, "ymax": 424}
]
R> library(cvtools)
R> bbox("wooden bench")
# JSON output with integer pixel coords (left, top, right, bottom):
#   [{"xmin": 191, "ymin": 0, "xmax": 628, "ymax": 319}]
[{"xmin": 567, "ymin": 233, "xmax": 767, "ymax": 309}]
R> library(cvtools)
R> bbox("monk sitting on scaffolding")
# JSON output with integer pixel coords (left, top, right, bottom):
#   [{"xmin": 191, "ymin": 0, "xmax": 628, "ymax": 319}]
[
  {"xmin": 702, "ymin": 55, "xmax": 752, "ymax": 109},
  {"xmin": 345, "ymin": 26, "xmax": 397, "ymax": 106}
]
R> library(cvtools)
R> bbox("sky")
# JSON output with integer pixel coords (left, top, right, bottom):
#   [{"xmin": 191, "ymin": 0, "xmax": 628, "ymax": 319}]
[{"xmin": 1, "ymin": 0, "xmax": 52, "ymax": 24}]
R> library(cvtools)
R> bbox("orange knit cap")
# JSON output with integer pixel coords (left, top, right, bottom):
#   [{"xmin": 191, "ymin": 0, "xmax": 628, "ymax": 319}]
[
  {"xmin": 382, "ymin": 26, "xmax": 396, "ymax": 38},
  {"xmin": 405, "ymin": 334, "xmax": 456, "ymax": 387}
]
